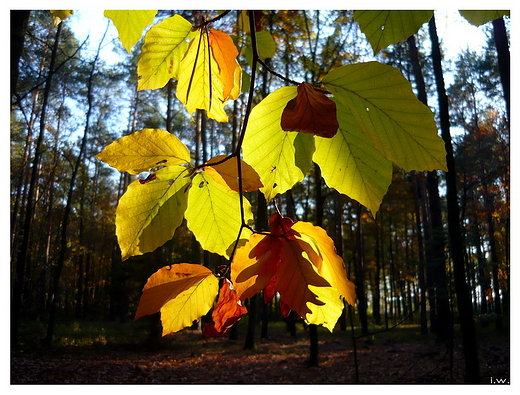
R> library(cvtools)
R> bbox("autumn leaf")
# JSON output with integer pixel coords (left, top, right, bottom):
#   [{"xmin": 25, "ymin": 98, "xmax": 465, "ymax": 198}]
[
  {"xmin": 281, "ymin": 82, "xmax": 339, "ymax": 138},
  {"xmin": 50, "ymin": 10, "xmax": 73, "ymax": 26},
  {"xmin": 313, "ymin": 103, "xmax": 393, "ymax": 215},
  {"xmin": 231, "ymin": 213, "xmax": 355, "ymax": 331},
  {"xmin": 135, "ymin": 263, "xmax": 219, "ymax": 336},
  {"xmin": 354, "ymin": 10, "xmax": 433, "ymax": 54},
  {"xmin": 324, "ymin": 61, "xmax": 447, "ymax": 172},
  {"xmin": 95, "ymin": 128, "xmax": 191, "ymax": 175},
  {"xmin": 115, "ymin": 166, "xmax": 190, "ymax": 260},
  {"xmin": 202, "ymin": 279, "xmax": 247, "ymax": 337},
  {"xmin": 203, "ymin": 155, "xmax": 263, "ymax": 192},
  {"xmin": 137, "ymin": 14, "xmax": 195, "ymax": 90},
  {"xmin": 243, "ymin": 86, "xmax": 314, "ymax": 201},
  {"xmin": 176, "ymin": 29, "xmax": 242, "ymax": 122},
  {"xmin": 185, "ymin": 171, "xmax": 253, "ymax": 258},
  {"xmin": 104, "ymin": 10, "xmax": 157, "ymax": 53}
]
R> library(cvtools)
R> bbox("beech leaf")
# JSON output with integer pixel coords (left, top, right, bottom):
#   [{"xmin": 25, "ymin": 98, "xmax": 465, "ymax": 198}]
[
  {"xmin": 313, "ymin": 104, "xmax": 393, "ymax": 215},
  {"xmin": 95, "ymin": 128, "xmax": 191, "ymax": 175},
  {"xmin": 104, "ymin": 10, "xmax": 157, "ymax": 53},
  {"xmin": 176, "ymin": 29, "xmax": 242, "ymax": 122},
  {"xmin": 459, "ymin": 10, "xmax": 510, "ymax": 27},
  {"xmin": 231, "ymin": 213, "xmax": 354, "ymax": 330},
  {"xmin": 185, "ymin": 172, "xmax": 252, "ymax": 258},
  {"xmin": 203, "ymin": 279, "xmax": 247, "ymax": 337},
  {"xmin": 354, "ymin": 10, "xmax": 433, "ymax": 54},
  {"xmin": 137, "ymin": 14, "xmax": 194, "ymax": 90},
  {"xmin": 115, "ymin": 166, "xmax": 190, "ymax": 260},
  {"xmin": 281, "ymin": 82, "xmax": 339, "ymax": 138},
  {"xmin": 324, "ymin": 62, "xmax": 447, "ymax": 172},
  {"xmin": 203, "ymin": 155, "xmax": 263, "ymax": 192},
  {"xmin": 135, "ymin": 263, "xmax": 218, "ymax": 335},
  {"xmin": 243, "ymin": 86, "xmax": 314, "ymax": 201}
]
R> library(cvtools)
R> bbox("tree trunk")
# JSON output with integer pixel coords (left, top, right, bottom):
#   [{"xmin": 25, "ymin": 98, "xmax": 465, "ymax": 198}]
[
  {"xmin": 491, "ymin": 17, "xmax": 510, "ymax": 123},
  {"xmin": 354, "ymin": 202, "xmax": 368, "ymax": 335},
  {"xmin": 429, "ymin": 15, "xmax": 480, "ymax": 383}
]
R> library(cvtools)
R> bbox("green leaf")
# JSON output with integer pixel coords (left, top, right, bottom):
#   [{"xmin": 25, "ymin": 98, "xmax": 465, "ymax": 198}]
[
  {"xmin": 323, "ymin": 62, "xmax": 447, "ymax": 172},
  {"xmin": 104, "ymin": 10, "xmax": 157, "ymax": 53},
  {"xmin": 116, "ymin": 166, "xmax": 190, "ymax": 260},
  {"xmin": 256, "ymin": 30, "xmax": 276, "ymax": 59},
  {"xmin": 137, "ymin": 14, "xmax": 194, "ymax": 91},
  {"xmin": 313, "ymin": 103, "xmax": 392, "ymax": 215},
  {"xmin": 243, "ymin": 86, "xmax": 315, "ymax": 201},
  {"xmin": 354, "ymin": 10, "xmax": 433, "ymax": 54},
  {"xmin": 459, "ymin": 10, "xmax": 510, "ymax": 27},
  {"xmin": 95, "ymin": 128, "xmax": 191, "ymax": 175},
  {"xmin": 185, "ymin": 172, "xmax": 252, "ymax": 258}
]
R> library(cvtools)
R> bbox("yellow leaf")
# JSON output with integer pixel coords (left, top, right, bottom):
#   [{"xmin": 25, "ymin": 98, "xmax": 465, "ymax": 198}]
[
  {"xmin": 137, "ymin": 14, "xmax": 194, "ymax": 90},
  {"xmin": 176, "ymin": 29, "xmax": 241, "ymax": 122},
  {"xmin": 95, "ymin": 128, "xmax": 191, "ymax": 175},
  {"xmin": 134, "ymin": 264, "xmax": 218, "ymax": 335},
  {"xmin": 292, "ymin": 221, "xmax": 356, "ymax": 306},
  {"xmin": 104, "ymin": 10, "xmax": 157, "ymax": 53},
  {"xmin": 306, "ymin": 285, "xmax": 344, "ymax": 332},
  {"xmin": 185, "ymin": 172, "xmax": 252, "ymax": 258},
  {"xmin": 203, "ymin": 155, "xmax": 263, "ymax": 192},
  {"xmin": 116, "ymin": 166, "xmax": 190, "ymax": 260},
  {"xmin": 50, "ymin": 10, "xmax": 73, "ymax": 26}
]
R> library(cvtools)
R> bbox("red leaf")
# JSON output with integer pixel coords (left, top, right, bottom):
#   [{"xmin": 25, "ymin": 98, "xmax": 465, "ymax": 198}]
[
  {"xmin": 280, "ymin": 82, "xmax": 339, "ymax": 138},
  {"xmin": 280, "ymin": 300, "xmax": 291, "ymax": 318},
  {"xmin": 203, "ymin": 279, "xmax": 247, "ymax": 337}
]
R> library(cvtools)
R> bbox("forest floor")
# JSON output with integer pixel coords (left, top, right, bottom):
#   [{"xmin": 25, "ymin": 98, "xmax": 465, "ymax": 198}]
[{"xmin": 11, "ymin": 319, "xmax": 509, "ymax": 385}]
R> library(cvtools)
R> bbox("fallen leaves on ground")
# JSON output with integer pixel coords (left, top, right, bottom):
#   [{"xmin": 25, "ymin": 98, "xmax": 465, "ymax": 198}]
[{"xmin": 11, "ymin": 325, "xmax": 509, "ymax": 384}]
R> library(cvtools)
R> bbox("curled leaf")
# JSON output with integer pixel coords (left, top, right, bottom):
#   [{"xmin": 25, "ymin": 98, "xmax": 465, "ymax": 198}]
[
  {"xmin": 203, "ymin": 279, "xmax": 247, "ymax": 337},
  {"xmin": 281, "ymin": 82, "xmax": 339, "ymax": 138}
]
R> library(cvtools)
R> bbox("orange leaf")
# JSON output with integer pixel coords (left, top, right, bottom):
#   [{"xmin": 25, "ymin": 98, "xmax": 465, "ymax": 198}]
[
  {"xmin": 203, "ymin": 279, "xmax": 247, "ymax": 337},
  {"xmin": 231, "ymin": 233, "xmax": 281, "ymax": 301},
  {"xmin": 203, "ymin": 155, "xmax": 263, "ymax": 192},
  {"xmin": 292, "ymin": 221, "xmax": 356, "ymax": 306},
  {"xmin": 208, "ymin": 29, "xmax": 240, "ymax": 100},
  {"xmin": 281, "ymin": 82, "xmax": 339, "ymax": 138},
  {"xmin": 275, "ymin": 238, "xmax": 330, "ymax": 318}
]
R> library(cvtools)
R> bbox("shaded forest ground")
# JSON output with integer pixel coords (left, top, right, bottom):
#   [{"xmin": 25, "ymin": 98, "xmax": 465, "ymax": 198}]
[{"xmin": 11, "ymin": 318, "xmax": 509, "ymax": 384}]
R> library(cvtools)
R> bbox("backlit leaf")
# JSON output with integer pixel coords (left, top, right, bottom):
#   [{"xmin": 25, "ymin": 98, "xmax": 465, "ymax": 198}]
[
  {"xmin": 203, "ymin": 279, "xmax": 247, "ymax": 337},
  {"xmin": 231, "ymin": 213, "xmax": 353, "ymax": 329},
  {"xmin": 354, "ymin": 10, "xmax": 433, "ymax": 54},
  {"xmin": 291, "ymin": 221, "xmax": 356, "ymax": 306},
  {"xmin": 116, "ymin": 166, "xmax": 190, "ymax": 260},
  {"xmin": 137, "ymin": 14, "xmax": 194, "ymax": 90},
  {"xmin": 313, "ymin": 104, "xmax": 393, "ymax": 215},
  {"xmin": 185, "ymin": 171, "xmax": 252, "ymax": 258},
  {"xmin": 203, "ymin": 155, "xmax": 263, "ymax": 192},
  {"xmin": 243, "ymin": 87, "xmax": 315, "ymax": 201},
  {"xmin": 208, "ymin": 29, "xmax": 240, "ymax": 99},
  {"xmin": 306, "ymin": 285, "xmax": 344, "ymax": 332},
  {"xmin": 95, "ymin": 128, "xmax": 191, "ymax": 175},
  {"xmin": 459, "ymin": 10, "xmax": 510, "ymax": 26},
  {"xmin": 104, "ymin": 10, "xmax": 157, "ymax": 53},
  {"xmin": 176, "ymin": 29, "xmax": 242, "ymax": 122},
  {"xmin": 324, "ymin": 62, "xmax": 447, "ymax": 172},
  {"xmin": 50, "ymin": 10, "xmax": 73, "ymax": 26},
  {"xmin": 134, "ymin": 264, "xmax": 218, "ymax": 335},
  {"xmin": 281, "ymin": 82, "xmax": 339, "ymax": 138}
]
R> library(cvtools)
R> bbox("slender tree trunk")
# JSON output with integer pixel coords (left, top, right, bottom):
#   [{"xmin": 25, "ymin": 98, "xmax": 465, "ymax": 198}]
[
  {"xmin": 354, "ymin": 202, "xmax": 368, "ymax": 335},
  {"xmin": 12, "ymin": 23, "xmax": 62, "ymax": 348},
  {"xmin": 429, "ymin": 15, "xmax": 480, "ymax": 383},
  {"xmin": 491, "ymin": 17, "xmax": 510, "ymax": 123}
]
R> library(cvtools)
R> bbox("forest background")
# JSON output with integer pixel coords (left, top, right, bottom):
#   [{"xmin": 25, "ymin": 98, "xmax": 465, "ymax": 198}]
[{"xmin": 9, "ymin": 4, "xmax": 512, "ymax": 385}]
